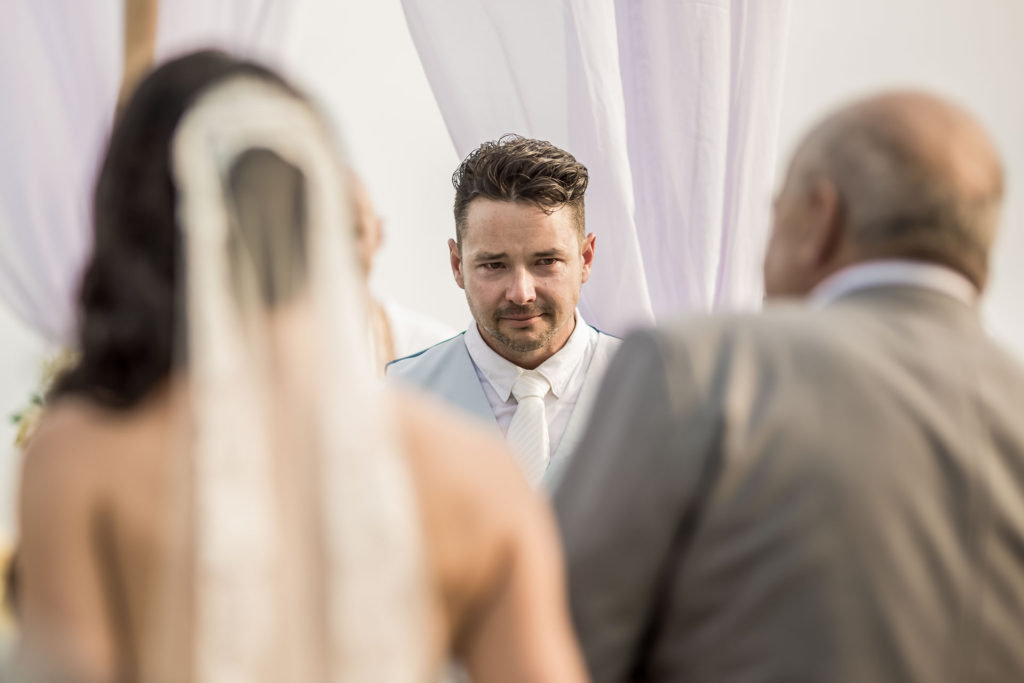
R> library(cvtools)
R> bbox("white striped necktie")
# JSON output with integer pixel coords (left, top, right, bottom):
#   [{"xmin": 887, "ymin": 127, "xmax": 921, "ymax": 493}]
[{"xmin": 506, "ymin": 369, "xmax": 552, "ymax": 486}]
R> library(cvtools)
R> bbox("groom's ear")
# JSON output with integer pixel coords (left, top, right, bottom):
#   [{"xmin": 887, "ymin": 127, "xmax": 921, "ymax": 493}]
[
  {"xmin": 580, "ymin": 233, "xmax": 596, "ymax": 284},
  {"xmin": 449, "ymin": 239, "xmax": 466, "ymax": 289}
]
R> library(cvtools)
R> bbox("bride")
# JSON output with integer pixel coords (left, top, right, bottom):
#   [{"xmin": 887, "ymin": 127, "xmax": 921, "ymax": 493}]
[{"xmin": 15, "ymin": 50, "xmax": 586, "ymax": 683}]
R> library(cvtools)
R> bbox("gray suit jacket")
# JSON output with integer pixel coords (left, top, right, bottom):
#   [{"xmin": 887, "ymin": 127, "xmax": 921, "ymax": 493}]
[
  {"xmin": 555, "ymin": 286, "xmax": 1024, "ymax": 682},
  {"xmin": 387, "ymin": 328, "xmax": 621, "ymax": 487}
]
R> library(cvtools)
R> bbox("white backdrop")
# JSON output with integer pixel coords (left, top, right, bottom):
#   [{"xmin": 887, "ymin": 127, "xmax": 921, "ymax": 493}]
[
  {"xmin": 279, "ymin": 0, "xmax": 1024, "ymax": 349},
  {"xmin": 774, "ymin": 0, "xmax": 1024, "ymax": 361},
  {"xmin": 400, "ymin": 0, "xmax": 791, "ymax": 334},
  {"xmin": 1, "ymin": 0, "xmax": 1023, "ymax": 535}
]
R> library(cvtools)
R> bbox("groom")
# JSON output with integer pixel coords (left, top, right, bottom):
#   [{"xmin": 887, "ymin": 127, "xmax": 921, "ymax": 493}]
[{"xmin": 387, "ymin": 135, "xmax": 620, "ymax": 488}]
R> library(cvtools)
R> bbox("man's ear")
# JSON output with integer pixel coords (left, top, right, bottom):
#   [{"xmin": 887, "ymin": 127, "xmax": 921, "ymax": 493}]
[
  {"xmin": 580, "ymin": 233, "xmax": 596, "ymax": 284},
  {"xmin": 448, "ymin": 238, "xmax": 465, "ymax": 290},
  {"xmin": 802, "ymin": 178, "xmax": 845, "ymax": 270}
]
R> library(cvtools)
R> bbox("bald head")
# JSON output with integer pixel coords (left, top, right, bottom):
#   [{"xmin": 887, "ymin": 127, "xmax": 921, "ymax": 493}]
[{"xmin": 764, "ymin": 91, "xmax": 1004, "ymax": 298}]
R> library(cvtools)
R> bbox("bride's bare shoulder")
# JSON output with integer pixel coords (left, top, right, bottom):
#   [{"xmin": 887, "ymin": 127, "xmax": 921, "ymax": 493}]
[
  {"xmin": 23, "ymin": 399, "xmax": 111, "ymax": 467},
  {"xmin": 390, "ymin": 387, "xmax": 531, "ymax": 512},
  {"xmin": 389, "ymin": 387, "xmax": 542, "ymax": 613},
  {"xmin": 17, "ymin": 398, "xmax": 123, "ymax": 566},
  {"xmin": 21, "ymin": 390, "xmax": 179, "ymax": 501},
  {"xmin": 20, "ymin": 399, "xmax": 121, "ymax": 503},
  {"xmin": 389, "ymin": 388, "xmax": 583, "ymax": 679}
]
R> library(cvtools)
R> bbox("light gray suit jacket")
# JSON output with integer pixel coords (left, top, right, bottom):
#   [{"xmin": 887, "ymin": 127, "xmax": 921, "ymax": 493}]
[
  {"xmin": 556, "ymin": 286, "xmax": 1024, "ymax": 682},
  {"xmin": 387, "ymin": 328, "xmax": 621, "ymax": 487}
]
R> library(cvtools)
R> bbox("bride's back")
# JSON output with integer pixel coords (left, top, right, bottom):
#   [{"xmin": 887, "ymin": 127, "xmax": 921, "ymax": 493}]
[
  {"xmin": 19, "ymin": 387, "xmax": 193, "ymax": 680},
  {"xmin": 21, "ymin": 384, "xmax": 583, "ymax": 682}
]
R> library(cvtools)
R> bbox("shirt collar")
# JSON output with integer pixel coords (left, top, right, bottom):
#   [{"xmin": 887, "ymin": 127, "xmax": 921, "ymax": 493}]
[
  {"xmin": 464, "ymin": 311, "xmax": 596, "ymax": 401},
  {"xmin": 809, "ymin": 260, "xmax": 979, "ymax": 309}
]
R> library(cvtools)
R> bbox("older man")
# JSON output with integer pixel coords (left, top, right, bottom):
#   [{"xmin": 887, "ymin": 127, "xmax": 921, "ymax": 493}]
[
  {"xmin": 556, "ymin": 91, "xmax": 1024, "ymax": 682},
  {"xmin": 388, "ymin": 135, "xmax": 619, "ymax": 487}
]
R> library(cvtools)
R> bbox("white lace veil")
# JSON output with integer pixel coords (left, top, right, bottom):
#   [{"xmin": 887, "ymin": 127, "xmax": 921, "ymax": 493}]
[{"xmin": 165, "ymin": 75, "xmax": 427, "ymax": 682}]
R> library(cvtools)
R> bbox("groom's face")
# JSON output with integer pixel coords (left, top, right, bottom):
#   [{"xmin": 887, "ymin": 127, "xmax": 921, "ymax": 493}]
[{"xmin": 449, "ymin": 198, "xmax": 595, "ymax": 367}]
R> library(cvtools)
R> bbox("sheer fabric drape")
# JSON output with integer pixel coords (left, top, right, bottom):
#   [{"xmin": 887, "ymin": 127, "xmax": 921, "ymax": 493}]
[
  {"xmin": 1, "ymin": 1, "xmax": 790, "ymax": 341},
  {"xmin": 154, "ymin": 0, "xmax": 295, "ymax": 64},
  {"xmin": 401, "ymin": 0, "xmax": 792, "ymax": 334},
  {"xmin": 0, "ymin": 1, "xmax": 121, "ymax": 343},
  {"xmin": 0, "ymin": 0, "xmax": 294, "ymax": 344}
]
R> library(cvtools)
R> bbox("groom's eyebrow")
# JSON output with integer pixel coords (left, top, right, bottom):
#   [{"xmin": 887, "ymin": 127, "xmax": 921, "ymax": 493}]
[{"xmin": 473, "ymin": 251, "xmax": 508, "ymax": 262}]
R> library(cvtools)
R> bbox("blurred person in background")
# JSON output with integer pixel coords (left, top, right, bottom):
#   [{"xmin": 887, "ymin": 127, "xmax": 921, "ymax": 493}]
[
  {"xmin": 350, "ymin": 176, "xmax": 456, "ymax": 373},
  {"xmin": 556, "ymin": 91, "xmax": 1024, "ymax": 682},
  {"xmin": 387, "ymin": 136, "xmax": 620, "ymax": 489},
  {"xmin": 14, "ymin": 50, "xmax": 585, "ymax": 683}
]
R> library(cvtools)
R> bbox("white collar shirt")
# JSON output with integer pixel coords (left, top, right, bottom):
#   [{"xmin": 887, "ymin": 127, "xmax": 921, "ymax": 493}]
[
  {"xmin": 809, "ymin": 260, "xmax": 978, "ymax": 309},
  {"xmin": 464, "ymin": 312, "xmax": 598, "ymax": 458}
]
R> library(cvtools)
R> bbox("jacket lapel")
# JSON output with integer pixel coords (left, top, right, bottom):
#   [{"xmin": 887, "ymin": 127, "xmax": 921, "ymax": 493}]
[{"xmin": 437, "ymin": 337, "xmax": 499, "ymax": 426}]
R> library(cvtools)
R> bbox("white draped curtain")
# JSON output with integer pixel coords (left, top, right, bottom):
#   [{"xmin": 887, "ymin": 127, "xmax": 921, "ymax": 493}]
[
  {"xmin": 0, "ymin": 0, "xmax": 295, "ymax": 345},
  {"xmin": 154, "ymin": 0, "xmax": 294, "ymax": 64},
  {"xmin": 0, "ymin": 1, "xmax": 121, "ymax": 344},
  {"xmin": 1, "ymin": 1, "xmax": 790, "ymax": 342},
  {"xmin": 401, "ymin": 0, "xmax": 791, "ymax": 335}
]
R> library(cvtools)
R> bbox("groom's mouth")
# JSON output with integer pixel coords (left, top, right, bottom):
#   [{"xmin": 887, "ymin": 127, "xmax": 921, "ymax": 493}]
[{"xmin": 502, "ymin": 314, "xmax": 543, "ymax": 326}]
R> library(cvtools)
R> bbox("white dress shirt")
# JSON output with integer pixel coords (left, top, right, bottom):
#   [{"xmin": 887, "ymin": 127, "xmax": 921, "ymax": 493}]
[
  {"xmin": 464, "ymin": 312, "xmax": 599, "ymax": 457},
  {"xmin": 809, "ymin": 260, "xmax": 978, "ymax": 308}
]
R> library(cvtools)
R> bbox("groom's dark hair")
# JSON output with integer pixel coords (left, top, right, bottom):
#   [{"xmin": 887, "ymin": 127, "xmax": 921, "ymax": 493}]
[
  {"xmin": 54, "ymin": 50, "xmax": 302, "ymax": 408},
  {"xmin": 452, "ymin": 134, "xmax": 589, "ymax": 248}
]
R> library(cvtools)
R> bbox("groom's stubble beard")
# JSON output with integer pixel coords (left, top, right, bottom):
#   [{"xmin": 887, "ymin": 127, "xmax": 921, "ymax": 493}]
[{"xmin": 469, "ymin": 298, "xmax": 563, "ymax": 354}]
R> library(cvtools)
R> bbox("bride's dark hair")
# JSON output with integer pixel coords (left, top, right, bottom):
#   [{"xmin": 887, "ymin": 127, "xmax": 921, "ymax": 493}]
[{"xmin": 54, "ymin": 50, "xmax": 300, "ymax": 408}]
